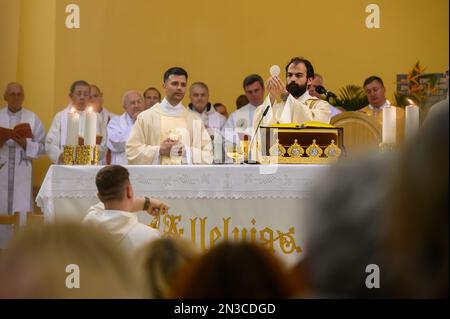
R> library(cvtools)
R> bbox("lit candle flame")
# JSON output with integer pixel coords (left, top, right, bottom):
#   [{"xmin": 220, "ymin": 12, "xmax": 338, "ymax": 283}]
[
  {"xmin": 407, "ymin": 98, "xmax": 415, "ymax": 106},
  {"xmin": 88, "ymin": 106, "xmax": 93, "ymax": 112}
]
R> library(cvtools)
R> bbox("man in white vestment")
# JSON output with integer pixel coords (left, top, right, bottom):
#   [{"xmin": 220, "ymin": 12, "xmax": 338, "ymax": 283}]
[
  {"xmin": 188, "ymin": 82, "xmax": 226, "ymax": 163},
  {"xmin": 107, "ymin": 91, "xmax": 145, "ymax": 165},
  {"xmin": 250, "ymin": 57, "xmax": 332, "ymax": 162},
  {"xmin": 126, "ymin": 67, "xmax": 213, "ymax": 165},
  {"xmin": 359, "ymin": 76, "xmax": 405, "ymax": 143},
  {"xmin": 83, "ymin": 165, "xmax": 161, "ymax": 252},
  {"xmin": 0, "ymin": 83, "xmax": 45, "ymax": 248},
  {"xmin": 45, "ymin": 80, "xmax": 106, "ymax": 164},
  {"xmin": 223, "ymin": 74, "xmax": 265, "ymax": 152},
  {"xmin": 253, "ymin": 57, "xmax": 332, "ymax": 129}
]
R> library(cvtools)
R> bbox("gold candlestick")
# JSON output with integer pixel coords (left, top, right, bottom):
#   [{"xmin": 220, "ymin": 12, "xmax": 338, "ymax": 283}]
[
  {"xmin": 75, "ymin": 145, "xmax": 93, "ymax": 165},
  {"xmin": 92, "ymin": 145, "xmax": 100, "ymax": 165},
  {"xmin": 62, "ymin": 145, "xmax": 75, "ymax": 165}
]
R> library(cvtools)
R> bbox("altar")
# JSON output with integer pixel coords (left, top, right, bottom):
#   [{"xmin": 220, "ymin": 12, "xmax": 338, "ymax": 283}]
[{"xmin": 36, "ymin": 164, "xmax": 331, "ymax": 266}]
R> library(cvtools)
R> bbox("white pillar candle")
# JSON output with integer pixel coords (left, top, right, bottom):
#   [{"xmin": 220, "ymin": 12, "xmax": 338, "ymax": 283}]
[
  {"xmin": 84, "ymin": 107, "xmax": 97, "ymax": 146},
  {"xmin": 382, "ymin": 106, "xmax": 396, "ymax": 144},
  {"xmin": 213, "ymin": 130, "xmax": 223, "ymax": 163},
  {"xmin": 405, "ymin": 104, "xmax": 420, "ymax": 141},
  {"xmin": 66, "ymin": 108, "xmax": 79, "ymax": 146},
  {"xmin": 192, "ymin": 119, "xmax": 202, "ymax": 163}
]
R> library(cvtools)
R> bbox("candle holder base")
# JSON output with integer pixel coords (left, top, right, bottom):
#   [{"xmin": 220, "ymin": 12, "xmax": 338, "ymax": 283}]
[
  {"xmin": 62, "ymin": 145, "xmax": 75, "ymax": 165},
  {"xmin": 92, "ymin": 145, "xmax": 100, "ymax": 165},
  {"xmin": 75, "ymin": 145, "xmax": 93, "ymax": 165}
]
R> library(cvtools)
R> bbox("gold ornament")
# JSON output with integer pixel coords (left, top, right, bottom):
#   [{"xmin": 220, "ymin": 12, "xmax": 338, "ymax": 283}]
[
  {"xmin": 62, "ymin": 145, "xmax": 75, "ymax": 165},
  {"xmin": 269, "ymin": 139, "xmax": 286, "ymax": 157},
  {"xmin": 75, "ymin": 145, "xmax": 93, "ymax": 165},
  {"xmin": 324, "ymin": 140, "xmax": 341, "ymax": 158},
  {"xmin": 287, "ymin": 139, "xmax": 304, "ymax": 158},
  {"xmin": 305, "ymin": 139, "xmax": 323, "ymax": 158}
]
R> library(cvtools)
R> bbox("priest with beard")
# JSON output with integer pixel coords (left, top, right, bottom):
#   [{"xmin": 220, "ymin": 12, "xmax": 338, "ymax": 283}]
[{"xmin": 252, "ymin": 57, "xmax": 332, "ymax": 129}]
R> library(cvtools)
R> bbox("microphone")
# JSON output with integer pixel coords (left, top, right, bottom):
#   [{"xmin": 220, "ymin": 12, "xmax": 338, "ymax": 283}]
[
  {"xmin": 244, "ymin": 105, "xmax": 270, "ymax": 164},
  {"xmin": 315, "ymin": 85, "xmax": 337, "ymax": 99}
]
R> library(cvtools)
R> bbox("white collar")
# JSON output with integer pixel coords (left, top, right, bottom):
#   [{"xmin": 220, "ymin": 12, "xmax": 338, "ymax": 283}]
[
  {"xmin": 67, "ymin": 103, "xmax": 87, "ymax": 114},
  {"xmin": 7, "ymin": 107, "xmax": 22, "ymax": 117},
  {"xmin": 124, "ymin": 112, "xmax": 134, "ymax": 125},
  {"xmin": 369, "ymin": 100, "xmax": 390, "ymax": 110},
  {"xmin": 160, "ymin": 98, "xmax": 185, "ymax": 116},
  {"xmin": 297, "ymin": 91, "xmax": 315, "ymax": 103}
]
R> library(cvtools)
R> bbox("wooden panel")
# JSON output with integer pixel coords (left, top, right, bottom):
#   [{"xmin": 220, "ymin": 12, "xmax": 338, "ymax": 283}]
[{"xmin": 331, "ymin": 112, "xmax": 382, "ymax": 158}]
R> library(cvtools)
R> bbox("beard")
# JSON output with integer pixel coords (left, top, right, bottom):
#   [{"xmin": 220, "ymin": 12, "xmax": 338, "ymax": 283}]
[{"xmin": 286, "ymin": 82, "xmax": 308, "ymax": 98}]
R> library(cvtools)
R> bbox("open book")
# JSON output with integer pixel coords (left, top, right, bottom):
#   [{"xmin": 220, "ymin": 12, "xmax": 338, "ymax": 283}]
[{"xmin": 0, "ymin": 122, "xmax": 33, "ymax": 139}]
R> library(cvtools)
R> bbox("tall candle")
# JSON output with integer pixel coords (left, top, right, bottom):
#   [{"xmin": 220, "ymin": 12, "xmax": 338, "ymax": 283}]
[
  {"xmin": 405, "ymin": 104, "xmax": 419, "ymax": 141},
  {"xmin": 192, "ymin": 119, "xmax": 202, "ymax": 163},
  {"xmin": 213, "ymin": 130, "xmax": 223, "ymax": 163},
  {"xmin": 66, "ymin": 108, "xmax": 79, "ymax": 146},
  {"xmin": 84, "ymin": 107, "xmax": 97, "ymax": 146},
  {"xmin": 382, "ymin": 106, "xmax": 396, "ymax": 144}
]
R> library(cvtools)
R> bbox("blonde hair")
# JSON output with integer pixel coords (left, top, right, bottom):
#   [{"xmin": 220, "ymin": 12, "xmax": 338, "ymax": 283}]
[
  {"xmin": 134, "ymin": 237, "xmax": 199, "ymax": 298},
  {"xmin": 0, "ymin": 223, "xmax": 144, "ymax": 298}
]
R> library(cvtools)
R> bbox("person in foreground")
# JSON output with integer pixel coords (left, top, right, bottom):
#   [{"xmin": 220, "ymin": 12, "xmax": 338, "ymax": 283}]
[{"xmin": 83, "ymin": 165, "xmax": 164, "ymax": 252}]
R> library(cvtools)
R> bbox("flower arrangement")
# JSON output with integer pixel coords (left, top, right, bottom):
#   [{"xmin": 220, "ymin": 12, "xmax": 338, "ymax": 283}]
[{"xmin": 394, "ymin": 61, "xmax": 441, "ymax": 108}]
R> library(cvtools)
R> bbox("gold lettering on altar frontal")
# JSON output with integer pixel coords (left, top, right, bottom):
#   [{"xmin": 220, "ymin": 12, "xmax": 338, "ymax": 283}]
[{"xmin": 151, "ymin": 214, "xmax": 302, "ymax": 256}]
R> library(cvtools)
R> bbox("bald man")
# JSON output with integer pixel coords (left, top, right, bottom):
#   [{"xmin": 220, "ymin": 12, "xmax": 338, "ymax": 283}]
[
  {"xmin": 107, "ymin": 90, "xmax": 145, "ymax": 164},
  {"xmin": 0, "ymin": 82, "xmax": 45, "ymax": 248}
]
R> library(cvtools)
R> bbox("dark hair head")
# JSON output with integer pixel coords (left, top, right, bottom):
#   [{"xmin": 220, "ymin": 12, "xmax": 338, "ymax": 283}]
[
  {"xmin": 143, "ymin": 87, "xmax": 161, "ymax": 100},
  {"xmin": 285, "ymin": 57, "xmax": 315, "ymax": 79},
  {"xmin": 95, "ymin": 165, "xmax": 130, "ymax": 202},
  {"xmin": 163, "ymin": 67, "xmax": 188, "ymax": 83},
  {"xmin": 235, "ymin": 94, "xmax": 249, "ymax": 109},
  {"xmin": 363, "ymin": 76, "xmax": 384, "ymax": 88},
  {"xmin": 242, "ymin": 74, "xmax": 264, "ymax": 89},
  {"xmin": 171, "ymin": 241, "xmax": 294, "ymax": 298},
  {"xmin": 70, "ymin": 80, "xmax": 90, "ymax": 95}
]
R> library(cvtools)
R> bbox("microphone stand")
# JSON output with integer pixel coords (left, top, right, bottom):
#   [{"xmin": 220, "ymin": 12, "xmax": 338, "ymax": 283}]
[{"xmin": 244, "ymin": 105, "xmax": 270, "ymax": 164}]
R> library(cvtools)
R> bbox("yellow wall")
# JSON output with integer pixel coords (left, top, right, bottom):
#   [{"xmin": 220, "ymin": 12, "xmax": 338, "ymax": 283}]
[
  {"xmin": 0, "ymin": 0, "xmax": 20, "ymax": 89},
  {"xmin": 1, "ymin": 0, "xmax": 449, "ymax": 187}
]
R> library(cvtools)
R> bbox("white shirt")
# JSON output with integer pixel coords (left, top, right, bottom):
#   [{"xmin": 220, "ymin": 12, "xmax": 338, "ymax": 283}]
[
  {"xmin": 84, "ymin": 202, "xmax": 161, "ymax": 252},
  {"xmin": 223, "ymin": 103, "xmax": 258, "ymax": 146},
  {"xmin": 107, "ymin": 112, "xmax": 134, "ymax": 165}
]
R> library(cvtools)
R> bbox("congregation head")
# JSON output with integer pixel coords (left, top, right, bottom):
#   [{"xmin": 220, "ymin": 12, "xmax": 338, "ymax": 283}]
[
  {"xmin": 171, "ymin": 241, "xmax": 294, "ymax": 299},
  {"xmin": 95, "ymin": 165, "xmax": 131, "ymax": 203}
]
